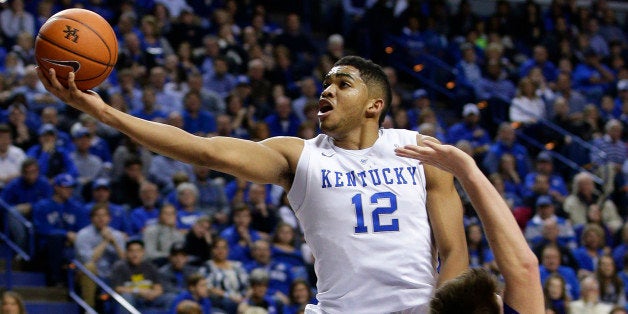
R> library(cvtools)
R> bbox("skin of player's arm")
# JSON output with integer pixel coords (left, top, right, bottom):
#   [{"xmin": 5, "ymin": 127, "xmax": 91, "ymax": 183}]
[
  {"xmin": 395, "ymin": 141, "xmax": 543, "ymax": 313},
  {"xmin": 419, "ymin": 136, "xmax": 468, "ymax": 287},
  {"xmin": 37, "ymin": 69, "xmax": 302, "ymax": 189}
]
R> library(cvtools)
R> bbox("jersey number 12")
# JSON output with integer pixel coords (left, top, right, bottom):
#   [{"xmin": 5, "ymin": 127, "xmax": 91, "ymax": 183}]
[{"xmin": 352, "ymin": 192, "xmax": 399, "ymax": 233}]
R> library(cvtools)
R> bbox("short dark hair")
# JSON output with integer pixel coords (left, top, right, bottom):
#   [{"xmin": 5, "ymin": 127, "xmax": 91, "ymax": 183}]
[
  {"xmin": 126, "ymin": 239, "xmax": 144, "ymax": 250},
  {"xmin": 186, "ymin": 273, "xmax": 205, "ymax": 288},
  {"xmin": 20, "ymin": 158, "xmax": 38, "ymax": 173},
  {"xmin": 333, "ymin": 56, "xmax": 392, "ymax": 125},
  {"xmin": 429, "ymin": 268, "xmax": 500, "ymax": 314}
]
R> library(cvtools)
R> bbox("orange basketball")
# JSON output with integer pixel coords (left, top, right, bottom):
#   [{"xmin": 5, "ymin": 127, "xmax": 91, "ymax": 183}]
[{"xmin": 35, "ymin": 8, "xmax": 118, "ymax": 90}]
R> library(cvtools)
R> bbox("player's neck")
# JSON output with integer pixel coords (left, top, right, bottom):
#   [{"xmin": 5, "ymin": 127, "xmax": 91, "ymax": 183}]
[{"xmin": 332, "ymin": 124, "xmax": 380, "ymax": 150}]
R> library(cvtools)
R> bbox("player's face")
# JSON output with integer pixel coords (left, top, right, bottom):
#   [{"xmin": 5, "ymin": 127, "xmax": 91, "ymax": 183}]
[{"xmin": 319, "ymin": 66, "xmax": 371, "ymax": 137}]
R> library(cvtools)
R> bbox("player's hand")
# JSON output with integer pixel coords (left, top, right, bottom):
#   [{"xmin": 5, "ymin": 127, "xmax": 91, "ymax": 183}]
[
  {"xmin": 395, "ymin": 140, "xmax": 475, "ymax": 179},
  {"xmin": 36, "ymin": 68, "xmax": 106, "ymax": 116}
]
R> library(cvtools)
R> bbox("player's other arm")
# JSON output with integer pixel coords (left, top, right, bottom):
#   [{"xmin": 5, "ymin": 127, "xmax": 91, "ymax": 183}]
[
  {"xmin": 419, "ymin": 136, "xmax": 468, "ymax": 287},
  {"xmin": 395, "ymin": 141, "xmax": 543, "ymax": 313},
  {"xmin": 37, "ymin": 69, "xmax": 301, "ymax": 188}
]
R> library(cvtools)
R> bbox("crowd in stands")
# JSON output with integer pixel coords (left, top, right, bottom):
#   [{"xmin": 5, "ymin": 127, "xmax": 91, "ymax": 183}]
[{"xmin": 0, "ymin": 0, "xmax": 628, "ymax": 313}]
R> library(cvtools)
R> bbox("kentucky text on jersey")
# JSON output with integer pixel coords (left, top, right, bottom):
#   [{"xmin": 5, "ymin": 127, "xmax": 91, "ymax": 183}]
[{"xmin": 320, "ymin": 166, "xmax": 419, "ymax": 188}]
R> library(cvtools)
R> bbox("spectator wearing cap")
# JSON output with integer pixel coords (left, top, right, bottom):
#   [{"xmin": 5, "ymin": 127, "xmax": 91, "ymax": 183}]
[
  {"xmin": 158, "ymin": 241, "xmax": 199, "ymax": 297},
  {"xmin": 143, "ymin": 204, "xmax": 185, "ymax": 266},
  {"xmin": 84, "ymin": 177, "xmax": 131, "ymax": 235},
  {"xmin": 32, "ymin": 173, "xmax": 88, "ymax": 286},
  {"xmin": 446, "ymin": 103, "xmax": 491, "ymax": 158},
  {"xmin": 522, "ymin": 151, "xmax": 569, "ymax": 203},
  {"xmin": 524, "ymin": 195, "xmax": 576, "ymax": 249},
  {"xmin": 111, "ymin": 239, "xmax": 173, "ymax": 312},
  {"xmin": 74, "ymin": 203, "xmax": 126, "ymax": 308},
  {"xmin": 0, "ymin": 123, "xmax": 26, "ymax": 189},
  {"xmin": 26, "ymin": 123, "xmax": 78, "ymax": 180},
  {"xmin": 69, "ymin": 126, "xmax": 104, "ymax": 188},
  {"xmin": 169, "ymin": 274, "xmax": 213, "ymax": 314}
]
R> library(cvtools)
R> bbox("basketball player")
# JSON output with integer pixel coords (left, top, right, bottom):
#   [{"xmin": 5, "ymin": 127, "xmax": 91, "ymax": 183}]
[
  {"xmin": 395, "ymin": 140, "xmax": 543, "ymax": 313},
  {"xmin": 37, "ymin": 56, "xmax": 468, "ymax": 313}
]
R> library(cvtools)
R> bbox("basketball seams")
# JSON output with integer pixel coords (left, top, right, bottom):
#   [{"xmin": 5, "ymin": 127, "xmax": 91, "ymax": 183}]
[
  {"xmin": 36, "ymin": 35, "xmax": 110, "ymax": 82},
  {"xmin": 42, "ymin": 14, "xmax": 117, "ymax": 65}
]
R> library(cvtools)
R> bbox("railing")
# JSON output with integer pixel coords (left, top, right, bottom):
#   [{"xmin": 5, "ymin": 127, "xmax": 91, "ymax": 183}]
[
  {"xmin": 384, "ymin": 35, "xmax": 457, "ymax": 100},
  {"xmin": 68, "ymin": 259, "xmax": 141, "ymax": 314},
  {"xmin": 0, "ymin": 198, "xmax": 34, "ymax": 290}
]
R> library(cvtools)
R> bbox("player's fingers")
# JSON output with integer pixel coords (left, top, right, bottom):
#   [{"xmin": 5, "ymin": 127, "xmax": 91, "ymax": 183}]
[
  {"xmin": 67, "ymin": 72, "xmax": 79, "ymax": 92},
  {"xmin": 46, "ymin": 68, "xmax": 64, "ymax": 90},
  {"xmin": 35, "ymin": 66, "xmax": 53, "ymax": 88}
]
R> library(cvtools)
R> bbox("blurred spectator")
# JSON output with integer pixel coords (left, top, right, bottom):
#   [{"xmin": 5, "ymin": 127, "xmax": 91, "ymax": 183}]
[
  {"xmin": 564, "ymin": 171, "xmax": 622, "ymax": 234},
  {"xmin": 525, "ymin": 195, "xmax": 576, "ymax": 249},
  {"xmin": 185, "ymin": 71, "xmax": 225, "ymax": 116},
  {"xmin": 283, "ymin": 279, "xmax": 316, "ymax": 314},
  {"xmin": 182, "ymin": 90, "xmax": 217, "ymax": 137},
  {"xmin": 572, "ymin": 48, "xmax": 615, "ymax": 102},
  {"xmin": 84, "ymin": 177, "xmax": 130, "ymax": 234},
  {"xmin": 519, "ymin": 45, "xmax": 558, "ymax": 82},
  {"xmin": 543, "ymin": 273, "xmax": 570, "ymax": 314},
  {"xmin": 220, "ymin": 205, "xmax": 261, "ymax": 264},
  {"xmin": 144, "ymin": 204, "xmax": 185, "ymax": 266},
  {"xmin": 149, "ymin": 154, "xmax": 194, "ymax": 194},
  {"xmin": 111, "ymin": 136, "xmax": 153, "ymax": 180},
  {"xmin": 1, "ymin": 156, "xmax": 52, "ymax": 235},
  {"xmin": 0, "ymin": 0, "xmax": 34, "ymax": 47},
  {"xmin": 446, "ymin": 103, "xmax": 490, "ymax": 158},
  {"xmin": 572, "ymin": 223, "xmax": 609, "ymax": 277},
  {"xmin": 0, "ymin": 123, "xmax": 25, "ymax": 189},
  {"xmin": 465, "ymin": 223, "xmax": 497, "ymax": 272},
  {"xmin": 596, "ymin": 254, "xmax": 625, "ymax": 306},
  {"xmin": 531, "ymin": 219, "xmax": 579, "ymax": 270},
  {"xmin": 33, "ymin": 173, "xmax": 88, "ymax": 286},
  {"xmin": 245, "ymin": 183, "xmax": 278, "ymax": 235},
  {"xmin": 111, "ymin": 239, "xmax": 173, "ymax": 312},
  {"xmin": 184, "ymin": 215, "xmax": 214, "ymax": 266},
  {"xmin": 539, "ymin": 244, "xmax": 581, "ymax": 300},
  {"xmin": 130, "ymin": 87, "xmax": 168, "ymax": 122},
  {"xmin": 237, "ymin": 268, "xmax": 283, "ymax": 314},
  {"xmin": 200, "ymin": 237, "xmax": 248, "ymax": 314},
  {"xmin": 13, "ymin": 65, "xmax": 64, "ymax": 113},
  {"xmin": 129, "ymin": 181, "xmax": 162, "ymax": 236},
  {"xmin": 509, "ymin": 77, "xmax": 547, "ymax": 124},
  {"xmin": 474, "ymin": 60, "xmax": 517, "ymax": 105},
  {"xmin": 27, "ymin": 124, "xmax": 78, "ymax": 180},
  {"xmin": 0, "ymin": 290, "xmax": 26, "ymax": 314},
  {"xmin": 272, "ymin": 13, "xmax": 317, "ymax": 70},
  {"xmin": 482, "ymin": 122, "xmax": 532, "ymax": 180},
  {"xmin": 158, "ymin": 241, "xmax": 199, "ymax": 297},
  {"xmin": 569, "ymin": 275, "xmax": 613, "ymax": 314},
  {"xmin": 39, "ymin": 106, "xmax": 72, "ymax": 151},
  {"xmin": 406, "ymin": 89, "xmax": 432, "ymax": 130},
  {"xmin": 170, "ymin": 274, "xmax": 214, "ymax": 314},
  {"xmin": 111, "ymin": 157, "xmax": 150, "ymax": 208},
  {"xmin": 271, "ymin": 222, "xmax": 306, "ymax": 280},
  {"xmin": 245, "ymin": 239, "xmax": 293, "ymax": 305},
  {"xmin": 4, "ymin": 102, "xmax": 36, "ymax": 150},
  {"xmin": 70, "ymin": 127, "xmax": 104, "ymax": 187},
  {"xmin": 75, "ymin": 203, "xmax": 126, "ymax": 308},
  {"xmin": 191, "ymin": 164, "xmax": 230, "ymax": 227},
  {"xmin": 522, "ymin": 151, "xmax": 569, "ymax": 203},
  {"xmin": 175, "ymin": 182, "xmax": 203, "ymax": 231}
]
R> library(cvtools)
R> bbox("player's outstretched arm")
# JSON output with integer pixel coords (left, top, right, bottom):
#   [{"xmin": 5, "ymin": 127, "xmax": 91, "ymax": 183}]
[
  {"xmin": 418, "ymin": 135, "xmax": 468, "ymax": 287},
  {"xmin": 37, "ymin": 68, "xmax": 300, "ymax": 188},
  {"xmin": 395, "ymin": 140, "xmax": 543, "ymax": 314}
]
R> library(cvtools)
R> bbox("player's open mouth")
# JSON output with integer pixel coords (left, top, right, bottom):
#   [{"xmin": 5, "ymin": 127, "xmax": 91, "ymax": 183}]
[{"xmin": 318, "ymin": 99, "xmax": 333, "ymax": 117}]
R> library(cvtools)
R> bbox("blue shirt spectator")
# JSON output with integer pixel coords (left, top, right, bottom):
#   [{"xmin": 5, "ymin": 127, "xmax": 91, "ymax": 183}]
[
  {"xmin": 482, "ymin": 123, "xmax": 531, "ymax": 178},
  {"xmin": 220, "ymin": 206, "xmax": 261, "ymax": 264},
  {"xmin": 27, "ymin": 124, "xmax": 79, "ymax": 180},
  {"xmin": 264, "ymin": 96, "xmax": 301, "ymax": 137},
  {"xmin": 446, "ymin": 103, "xmax": 491, "ymax": 154},
  {"xmin": 182, "ymin": 91, "xmax": 216, "ymax": 136},
  {"xmin": 519, "ymin": 45, "xmax": 558, "ymax": 82}
]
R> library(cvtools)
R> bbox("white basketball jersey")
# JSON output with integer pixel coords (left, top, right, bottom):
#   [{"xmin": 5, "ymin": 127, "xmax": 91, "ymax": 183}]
[{"xmin": 288, "ymin": 129, "xmax": 437, "ymax": 314}]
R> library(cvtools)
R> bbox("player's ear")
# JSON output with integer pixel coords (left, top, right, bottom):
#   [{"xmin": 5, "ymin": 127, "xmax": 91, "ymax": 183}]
[{"xmin": 366, "ymin": 98, "xmax": 384, "ymax": 118}]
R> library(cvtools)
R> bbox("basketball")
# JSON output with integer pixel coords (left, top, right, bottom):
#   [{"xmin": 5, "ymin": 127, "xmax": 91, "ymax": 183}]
[{"xmin": 35, "ymin": 8, "xmax": 118, "ymax": 90}]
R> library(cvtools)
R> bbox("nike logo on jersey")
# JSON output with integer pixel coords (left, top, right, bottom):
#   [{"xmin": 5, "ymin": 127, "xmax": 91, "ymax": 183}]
[
  {"xmin": 321, "ymin": 151, "xmax": 335, "ymax": 157},
  {"xmin": 41, "ymin": 58, "xmax": 81, "ymax": 73}
]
